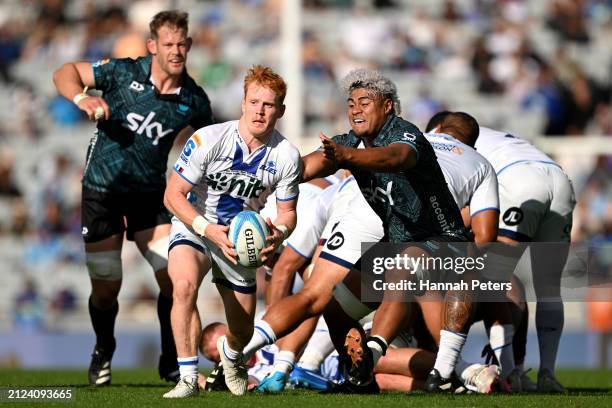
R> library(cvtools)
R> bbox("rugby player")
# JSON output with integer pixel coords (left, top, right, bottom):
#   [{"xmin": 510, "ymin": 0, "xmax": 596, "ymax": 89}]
[
  {"xmin": 240, "ymin": 69, "xmax": 468, "ymax": 393},
  {"xmin": 474, "ymin": 126, "xmax": 576, "ymax": 392},
  {"xmin": 52, "ymin": 10, "xmax": 213, "ymax": 386},
  {"xmin": 162, "ymin": 65, "xmax": 301, "ymax": 398}
]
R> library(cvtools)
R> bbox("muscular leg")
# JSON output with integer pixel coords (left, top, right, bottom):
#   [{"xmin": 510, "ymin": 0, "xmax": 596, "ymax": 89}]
[
  {"xmin": 215, "ymin": 285, "xmax": 257, "ymax": 350},
  {"xmin": 86, "ymin": 233, "xmax": 124, "ymax": 354},
  {"xmin": 531, "ymin": 243, "xmax": 568, "ymax": 376},
  {"xmin": 168, "ymin": 245, "xmax": 209, "ymax": 360},
  {"xmin": 134, "ymin": 225, "xmax": 177, "ymax": 379},
  {"xmin": 243, "ymin": 258, "xmax": 349, "ymax": 358}
]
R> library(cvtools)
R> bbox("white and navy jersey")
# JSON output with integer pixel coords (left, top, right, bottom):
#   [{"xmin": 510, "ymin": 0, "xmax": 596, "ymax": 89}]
[
  {"xmin": 173, "ymin": 120, "xmax": 301, "ymax": 225},
  {"xmin": 426, "ymin": 132, "xmax": 499, "ymax": 217},
  {"xmin": 475, "ymin": 127, "xmax": 559, "ymax": 175}
]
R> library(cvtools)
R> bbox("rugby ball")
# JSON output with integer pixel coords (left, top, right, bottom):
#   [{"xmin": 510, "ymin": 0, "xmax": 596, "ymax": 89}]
[{"xmin": 228, "ymin": 211, "xmax": 270, "ymax": 268}]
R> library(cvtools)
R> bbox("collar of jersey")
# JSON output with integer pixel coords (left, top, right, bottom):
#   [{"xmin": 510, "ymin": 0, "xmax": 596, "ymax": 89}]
[
  {"xmin": 135, "ymin": 54, "xmax": 190, "ymax": 100},
  {"xmin": 233, "ymin": 122, "xmax": 270, "ymax": 159}
]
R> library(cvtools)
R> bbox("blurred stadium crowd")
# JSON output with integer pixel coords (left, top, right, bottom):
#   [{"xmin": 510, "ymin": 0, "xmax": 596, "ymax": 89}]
[{"xmin": 0, "ymin": 0, "xmax": 610, "ymax": 336}]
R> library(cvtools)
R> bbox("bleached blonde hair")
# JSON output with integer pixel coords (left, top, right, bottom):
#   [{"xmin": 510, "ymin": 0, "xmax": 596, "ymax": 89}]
[{"xmin": 339, "ymin": 68, "xmax": 401, "ymax": 115}]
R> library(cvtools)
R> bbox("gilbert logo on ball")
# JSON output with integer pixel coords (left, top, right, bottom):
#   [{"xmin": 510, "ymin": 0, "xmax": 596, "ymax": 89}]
[{"xmin": 228, "ymin": 211, "xmax": 270, "ymax": 268}]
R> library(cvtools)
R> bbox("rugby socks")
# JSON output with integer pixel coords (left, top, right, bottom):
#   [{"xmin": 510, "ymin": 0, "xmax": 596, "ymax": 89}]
[
  {"xmin": 299, "ymin": 330, "xmax": 335, "ymax": 371},
  {"xmin": 367, "ymin": 335, "xmax": 388, "ymax": 367},
  {"xmin": 536, "ymin": 301, "xmax": 564, "ymax": 374},
  {"xmin": 222, "ymin": 338, "xmax": 240, "ymax": 361},
  {"xmin": 512, "ymin": 302, "xmax": 528, "ymax": 367},
  {"xmin": 88, "ymin": 296, "xmax": 118, "ymax": 353},
  {"xmin": 243, "ymin": 320, "xmax": 277, "ymax": 360},
  {"xmin": 434, "ymin": 330, "xmax": 467, "ymax": 379},
  {"xmin": 488, "ymin": 324, "xmax": 515, "ymax": 379},
  {"xmin": 274, "ymin": 350, "xmax": 295, "ymax": 375},
  {"xmin": 157, "ymin": 293, "xmax": 176, "ymax": 358},
  {"xmin": 177, "ymin": 356, "xmax": 198, "ymax": 381}
]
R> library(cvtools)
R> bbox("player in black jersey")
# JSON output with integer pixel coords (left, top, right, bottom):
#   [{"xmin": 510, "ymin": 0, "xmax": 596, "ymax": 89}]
[
  {"xmin": 52, "ymin": 10, "xmax": 213, "ymax": 386},
  {"xmin": 241, "ymin": 69, "xmax": 468, "ymax": 394}
]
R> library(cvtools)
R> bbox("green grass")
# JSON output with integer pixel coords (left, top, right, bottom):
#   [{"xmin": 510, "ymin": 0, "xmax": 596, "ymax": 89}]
[{"xmin": 0, "ymin": 369, "xmax": 610, "ymax": 407}]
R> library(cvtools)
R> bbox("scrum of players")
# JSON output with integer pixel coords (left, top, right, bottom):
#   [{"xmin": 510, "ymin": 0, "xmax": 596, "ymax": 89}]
[
  {"xmin": 163, "ymin": 69, "xmax": 573, "ymax": 398},
  {"xmin": 54, "ymin": 9, "xmax": 575, "ymax": 399}
]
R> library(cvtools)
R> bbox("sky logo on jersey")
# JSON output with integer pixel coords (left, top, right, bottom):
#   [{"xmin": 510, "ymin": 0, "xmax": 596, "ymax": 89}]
[
  {"xmin": 260, "ymin": 160, "xmax": 277, "ymax": 175},
  {"xmin": 363, "ymin": 181, "xmax": 394, "ymax": 206},
  {"xmin": 125, "ymin": 111, "xmax": 174, "ymax": 145}
]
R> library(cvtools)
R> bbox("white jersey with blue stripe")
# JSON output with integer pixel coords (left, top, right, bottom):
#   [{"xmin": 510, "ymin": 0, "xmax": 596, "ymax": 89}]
[
  {"xmin": 475, "ymin": 127, "xmax": 558, "ymax": 175},
  {"xmin": 173, "ymin": 120, "xmax": 301, "ymax": 225},
  {"xmin": 425, "ymin": 132, "xmax": 499, "ymax": 216}
]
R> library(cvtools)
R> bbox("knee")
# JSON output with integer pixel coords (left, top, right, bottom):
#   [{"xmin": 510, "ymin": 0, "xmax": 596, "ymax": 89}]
[
  {"xmin": 172, "ymin": 279, "xmax": 197, "ymax": 302},
  {"xmin": 87, "ymin": 251, "xmax": 122, "ymax": 281}
]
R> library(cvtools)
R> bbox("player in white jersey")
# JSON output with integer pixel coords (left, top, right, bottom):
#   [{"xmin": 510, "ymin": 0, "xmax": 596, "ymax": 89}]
[
  {"xmin": 162, "ymin": 66, "xmax": 301, "ymax": 398},
  {"xmin": 256, "ymin": 175, "xmax": 383, "ymax": 392},
  {"xmin": 474, "ymin": 126, "xmax": 575, "ymax": 393}
]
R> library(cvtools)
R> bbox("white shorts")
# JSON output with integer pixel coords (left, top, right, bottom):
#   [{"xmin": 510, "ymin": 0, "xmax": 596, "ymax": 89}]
[
  {"xmin": 286, "ymin": 176, "xmax": 360, "ymax": 259},
  {"xmin": 169, "ymin": 217, "xmax": 257, "ymax": 293},
  {"xmin": 260, "ymin": 182, "xmax": 324, "ymax": 256},
  {"xmin": 497, "ymin": 162, "xmax": 575, "ymax": 242},
  {"xmin": 319, "ymin": 190, "xmax": 384, "ymax": 269}
]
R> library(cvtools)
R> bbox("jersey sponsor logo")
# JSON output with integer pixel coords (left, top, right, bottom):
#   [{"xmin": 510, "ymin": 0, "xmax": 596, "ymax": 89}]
[
  {"xmin": 363, "ymin": 181, "xmax": 394, "ymax": 206},
  {"xmin": 179, "ymin": 135, "xmax": 200, "ymax": 164},
  {"xmin": 129, "ymin": 81, "xmax": 145, "ymax": 92},
  {"xmin": 451, "ymin": 146, "xmax": 464, "ymax": 155},
  {"xmin": 403, "ymin": 132, "xmax": 417, "ymax": 142},
  {"xmin": 214, "ymin": 155, "xmax": 233, "ymax": 162},
  {"xmin": 206, "ymin": 170, "xmax": 265, "ymax": 199},
  {"xmin": 430, "ymin": 195, "xmax": 451, "ymax": 232},
  {"xmin": 92, "ymin": 59, "xmax": 110, "ymax": 67},
  {"xmin": 81, "ymin": 227, "xmax": 89, "ymax": 236},
  {"xmin": 260, "ymin": 160, "xmax": 277, "ymax": 175},
  {"xmin": 502, "ymin": 207, "xmax": 524, "ymax": 226},
  {"xmin": 176, "ymin": 104, "xmax": 190, "ymax": 115},
  {"xmin": 124, "ymin": 111, "xmax": 174, "ymax": 145},
  {"xmin": 326, "ymin": 231, "xmax": 345, "ymax": 250}
]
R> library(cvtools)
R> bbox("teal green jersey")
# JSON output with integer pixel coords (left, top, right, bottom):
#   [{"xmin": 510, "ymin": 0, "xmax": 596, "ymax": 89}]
[
  {"xmin": 84, "ymin": 55, "xmax": 213, "ymax": 193},
  {"xmin": 332, "ymin": 115, "xmax": 467, "ymax": 243}
]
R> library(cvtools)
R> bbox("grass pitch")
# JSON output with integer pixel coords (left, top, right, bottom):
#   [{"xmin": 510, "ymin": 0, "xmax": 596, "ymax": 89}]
[{"xmin": 0, "ymin": 368, "xmax": 610, "ymax": 407}]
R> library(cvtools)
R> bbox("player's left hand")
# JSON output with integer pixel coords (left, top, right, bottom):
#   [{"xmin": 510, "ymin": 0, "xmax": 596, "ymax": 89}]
[
  {"xmin": 260, "ymin": 218, "xmax": 284, "ymax": 263},
  {"xmin": 320, "ymin": 132, "xmax": 348, "ymax": 164}
]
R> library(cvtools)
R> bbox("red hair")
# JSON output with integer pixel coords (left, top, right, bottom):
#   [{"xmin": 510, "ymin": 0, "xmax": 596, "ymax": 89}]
[{"xmin": 243, "ymin": 65, "xmax": 287, "ymax": 104}]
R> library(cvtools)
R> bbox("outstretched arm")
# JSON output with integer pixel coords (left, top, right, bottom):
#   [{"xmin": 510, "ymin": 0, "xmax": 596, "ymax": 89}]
[{"xmin": 320, "ymin": 133, "xmax": 416, "ymax": 173}]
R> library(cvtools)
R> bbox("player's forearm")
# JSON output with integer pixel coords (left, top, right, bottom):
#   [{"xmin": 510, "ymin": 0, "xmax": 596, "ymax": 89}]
[
  {"xmin": 274, "ymin": 209, "xmax": 297, "ymax": 233},
  {"xmin": 343, "ymin": 145, "xmax": 415, "ymax": 172},
  {"xmin": 53, "ymin": 63, "xmax": 86, "ymax": 101},
  {"xmin": 163, "ymin": 189, "xmax": 200, "ymax": 229},
  {"xmin": 302, "ymin": 152, "xmax": 335, "ymax": 182}
]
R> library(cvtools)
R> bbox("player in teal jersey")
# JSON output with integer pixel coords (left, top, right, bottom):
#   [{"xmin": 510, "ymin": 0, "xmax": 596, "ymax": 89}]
[
  {"xmin": 52, "ymin": 10, "xmax": 213, "ymax": 386},
  {"xmin": 242, "ymin": 69, "xmax": 468, "ymax": 393}
]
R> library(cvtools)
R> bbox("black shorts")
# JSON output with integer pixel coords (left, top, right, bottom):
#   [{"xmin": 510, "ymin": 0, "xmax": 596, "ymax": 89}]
[{"xmin": 81, "ymin": 187, "xmax": 172, "ymax": 243}]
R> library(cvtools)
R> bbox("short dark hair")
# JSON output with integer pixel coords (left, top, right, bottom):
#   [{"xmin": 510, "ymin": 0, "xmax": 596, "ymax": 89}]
[
  {"xmin": 425, "ymin": 110, "xmax": 452, "ymax": 132},
  {"xmin": 436, "ymin": 111, "xmax": 480, "ymax": 147},
  {"xmin": 149, "ymin": 10, "xmax": 189, "ymax": 39}
]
